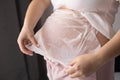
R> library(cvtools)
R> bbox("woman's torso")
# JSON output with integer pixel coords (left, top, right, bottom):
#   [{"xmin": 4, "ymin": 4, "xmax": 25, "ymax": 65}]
[{"xmin": 36, "ymin": 0, "xmax": 119, "ymax": 65}]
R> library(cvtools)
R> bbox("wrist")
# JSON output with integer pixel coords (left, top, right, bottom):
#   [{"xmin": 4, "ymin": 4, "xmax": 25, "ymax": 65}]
[
  {"xmin": 94, "ymin": 49, "xmax": 113, "ymax": 67},
  {"xmin": 22, "ymin": 25, "xmax": 34, "ymax": 31},
  {"xmin": 93, "ymin": 51, "xmax": 108, "ymax": 67},
  {"xmin": 22, "ymin": 21, "xmax": 36, "ymax": 30}
]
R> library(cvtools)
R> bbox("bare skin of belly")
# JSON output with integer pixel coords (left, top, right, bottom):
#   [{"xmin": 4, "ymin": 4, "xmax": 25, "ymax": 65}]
[{"xmin": 96, "ymin": 32, "xmax": 109, "ymax": 46}]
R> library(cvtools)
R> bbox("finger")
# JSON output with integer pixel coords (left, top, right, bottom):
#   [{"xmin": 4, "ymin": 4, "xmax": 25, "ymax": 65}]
[
  {"xmin": 69, "ymin": 60, "xmax": 76, "ymax": 66},
  {"xmin": 18, "ymin": 40, "xmax": 33, "ymax": 56},
  {"xmin": 69, "ymin": 71, "xmax": 83, "ymax": 78},
  {"xmin": 30, "ymin": 37, "xmax": 40, "ymax": 48},
  {"xmin": 65, "ymin": 64, "xmax": 77, "ymax": 74},
  {"xmin": 65, "ymin": 67, "xmax": 76, "ymax": 75},
  {"xmin": 24, "ymin": 40, "xmax": 32, "ymax": 45}
]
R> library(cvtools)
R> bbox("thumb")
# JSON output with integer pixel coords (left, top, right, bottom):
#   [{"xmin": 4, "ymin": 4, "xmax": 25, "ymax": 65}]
[{"xmin": 30, "ymin": 36, "xmax": 40, "ymax": 48}]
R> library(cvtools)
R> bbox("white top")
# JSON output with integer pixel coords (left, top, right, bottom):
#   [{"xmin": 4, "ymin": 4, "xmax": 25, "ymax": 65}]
[
  {"xmin": 51, "ymin": 0, "xmax": 110, "ymax": 11},
  {"xmin": 51, "ymin": 0, "xmax": 119, "ymax": 39}
]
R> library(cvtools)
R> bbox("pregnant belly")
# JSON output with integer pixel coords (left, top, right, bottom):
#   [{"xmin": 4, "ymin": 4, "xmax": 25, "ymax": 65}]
[
  {"xmin": 40, "ymin": 11, "xmax": 91, "ymax": 51},
  {"xmin": 40, "ymin": 20, "xmax": 85, "ymax": 51},
  {"xmin": 38, "ymin": 10, "xmax": 108, "ymax": 65}
]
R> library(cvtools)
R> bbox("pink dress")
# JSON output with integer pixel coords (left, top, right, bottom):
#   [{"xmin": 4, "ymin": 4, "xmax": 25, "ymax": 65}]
[{"xmin": 26, "ymin": 0, "xmax": 119, "ymax": 80}]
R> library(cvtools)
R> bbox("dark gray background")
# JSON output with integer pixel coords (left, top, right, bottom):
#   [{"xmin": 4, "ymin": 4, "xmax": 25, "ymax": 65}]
[{"xmin": 0, "ymin": 0, "xmax": 49, "ymax": 80}]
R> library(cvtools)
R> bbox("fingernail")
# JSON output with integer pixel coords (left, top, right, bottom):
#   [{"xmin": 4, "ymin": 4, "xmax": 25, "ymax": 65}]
[
  {"xmin": 64, "ymin": 69, "xmax": 67, "ymax": 72},
  {"xmin": 65, "ymin": 68, "xmax": 69, "ymax": 72},
  {"xmin": 64, "ymin": 70, "xmax": 68, "ymax": 74},
  {"xmin": 69, "ymin": 75, "xmax": 74, "ymax": 78},
  {"xmin": 37, "ymin": 44, "xmax": 40, "ymax": 48},
  {"xmin": 68, "ymin": 66, "xmax": 72, "ymax": 69},
  {"xmin": 29, "ymin": 54, "xmax": 33, "ymax": 56}
]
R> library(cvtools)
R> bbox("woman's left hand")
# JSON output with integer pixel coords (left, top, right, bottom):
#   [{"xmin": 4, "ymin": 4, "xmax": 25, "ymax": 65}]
[{"xmin": 65, "ymin": 53, "xmax": 104, "ymax": 78}]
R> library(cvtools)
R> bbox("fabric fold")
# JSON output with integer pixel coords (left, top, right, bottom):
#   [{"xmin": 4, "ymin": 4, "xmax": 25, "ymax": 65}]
[{"xmin": 80, "ymin": 11, "xmax": 115, "ymax": 39}]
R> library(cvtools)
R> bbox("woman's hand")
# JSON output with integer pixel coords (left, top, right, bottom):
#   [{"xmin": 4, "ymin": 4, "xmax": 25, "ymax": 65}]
[
  {"xmin": 65, "ymin": 53, "xmax": 104, "ymax": 78},
  {"xmin": 17, "ymin": 27, "xmax": 39, "ymax": 56}
]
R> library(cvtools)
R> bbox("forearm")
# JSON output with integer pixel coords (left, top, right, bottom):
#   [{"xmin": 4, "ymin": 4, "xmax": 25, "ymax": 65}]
[
  {"xmin": 23, "ymin": 0, "xmax": 50, "ymax": 30},
  {"xmin": 97, "ymin": 30, "xmax": 120, "ymax": 63}
]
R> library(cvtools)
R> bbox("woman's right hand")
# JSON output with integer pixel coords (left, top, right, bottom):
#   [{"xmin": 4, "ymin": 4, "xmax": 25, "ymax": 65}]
[{"xmin": 17, "ymin": 27, "xmax": 39, "ymax": 56}]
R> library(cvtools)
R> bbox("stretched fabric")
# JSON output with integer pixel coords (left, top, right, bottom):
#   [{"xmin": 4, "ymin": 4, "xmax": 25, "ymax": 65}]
[{"xmin": 26, "ymin": 0, "xmax": 119, "ymax": 80}]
